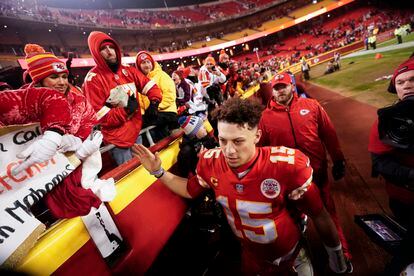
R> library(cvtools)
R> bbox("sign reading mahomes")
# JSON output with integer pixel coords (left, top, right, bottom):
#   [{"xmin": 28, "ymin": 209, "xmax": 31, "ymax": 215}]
[{"xmin": 0, "ymin": 124, "xmax": 77, "ymax": 266}]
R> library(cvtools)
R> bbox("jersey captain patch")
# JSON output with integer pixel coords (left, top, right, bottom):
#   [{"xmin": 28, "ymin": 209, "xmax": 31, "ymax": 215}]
[{"xmin": 260, "ymin": 178, "xmax": 281, "ymax": 199}]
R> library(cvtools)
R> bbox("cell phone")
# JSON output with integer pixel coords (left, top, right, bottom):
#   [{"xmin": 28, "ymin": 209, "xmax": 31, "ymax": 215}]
[
  {"xmin": 355, "ymin": 214, "xmax": 406, "ymax": 254},
  {"xmin": 211, "ymin": 66, "xmax": 216, "ymax": 71}
]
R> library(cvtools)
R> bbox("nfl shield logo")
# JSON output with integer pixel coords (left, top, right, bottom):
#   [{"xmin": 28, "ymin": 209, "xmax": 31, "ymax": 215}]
[{"xmin": 235, "ymin": 183, "xmax": 244, "ymax": 193}]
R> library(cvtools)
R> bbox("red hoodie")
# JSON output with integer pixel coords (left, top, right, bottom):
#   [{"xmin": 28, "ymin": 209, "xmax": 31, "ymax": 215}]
[
  {"xmin": 259, "ymin": 93, "xmax": 344, "ymax": 173},
  {"xmin": 83, "ymin": 31, "xmax": 162, "ymax": 147}
]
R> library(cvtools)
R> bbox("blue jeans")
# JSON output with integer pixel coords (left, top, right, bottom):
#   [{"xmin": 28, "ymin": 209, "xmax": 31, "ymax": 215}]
[{"xmin": 110, "ymin": 136, "xmax": 142, "ymax": 166}]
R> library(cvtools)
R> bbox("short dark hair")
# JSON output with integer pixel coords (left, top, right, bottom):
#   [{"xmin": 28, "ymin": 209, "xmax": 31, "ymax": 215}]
[{"xmin": 212, "ymin": 97, "xmax": 264, "ymax": 129}]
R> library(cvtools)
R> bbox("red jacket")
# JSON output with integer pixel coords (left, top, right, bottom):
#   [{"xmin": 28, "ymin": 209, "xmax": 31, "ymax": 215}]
[
  {"xmin": 259, "ymin": 93, "xmax": 344, "ymax": 173},
  {"xmin": 66, "ymin": 85, "xmax": 97, "ymax": 140},
  {"xmin": 83, "ymin": 31, "xmax": 162, "ymax": 147},
  {"xmin": 0, "ymin": 87, "xmax": 71, "ymax": 134}
]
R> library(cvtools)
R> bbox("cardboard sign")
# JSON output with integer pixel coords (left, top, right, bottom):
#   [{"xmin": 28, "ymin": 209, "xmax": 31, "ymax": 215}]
[{"xmin": 0, "ymin": 124, "xmax": 79, "ymax": 267}]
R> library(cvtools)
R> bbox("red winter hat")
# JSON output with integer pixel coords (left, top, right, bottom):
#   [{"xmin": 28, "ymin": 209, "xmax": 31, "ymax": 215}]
[
  {"xmin": 271, "ymin": 72, "xmax": 292, "ymax": 87},
  {"xmin": 173, "ymin": 70, "xmax": 185, "ymax": 81},
  {"xmin": 136, "ymin": 51, "xmax": 155, "ymax": 71},
  {"xmin": 24, "ymin": 44, "xmax": 68, "ymax": 84},
  {"xmin": 392, "ymin": 57, "xmax": 414, "ymax": 84}
]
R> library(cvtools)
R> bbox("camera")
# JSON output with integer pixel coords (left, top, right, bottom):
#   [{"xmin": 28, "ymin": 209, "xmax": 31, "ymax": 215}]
[
  {"xmin": 211, "ymin": 66, "xmax": 216, "ymax": 71},
  {"xmin": 378, "ymin": 97, "xmax": 414, "ymax": 150}
]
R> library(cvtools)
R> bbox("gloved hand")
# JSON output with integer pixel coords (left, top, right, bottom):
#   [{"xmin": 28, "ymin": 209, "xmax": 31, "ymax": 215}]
[
  {"xmin": 145, "ymin": 100, "xmax": 159, "ymax": 123},
  {"xmin": 75, "ymin": 131, "xmax": 103, "ymax": 160},
  {"xmin": 58, "ymin": 134, "xmax": 82, "ymax": 153},
  {"xmin": 106, "ymin": 88, "xmax": 128, "ymax": 108},
  {"xmin": 332, "ymin": 160, "xmax": 346, "ymax": 181},
  {"xmin": 325, "ymin": 244, "xmax": 347, "ymax": 274},
  {"xmin": 125, "ymin": 94, "xmax": 138, "ymax": 114},
  {"xmin": 12, "ymin": 130, "xmax": 62, "ymax": 175}
]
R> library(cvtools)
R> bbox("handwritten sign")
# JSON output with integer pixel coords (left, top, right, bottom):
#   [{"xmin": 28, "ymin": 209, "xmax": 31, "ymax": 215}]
[{"xmin": 0, "ymin": 124, "xmax": 78, "ymax": 267}]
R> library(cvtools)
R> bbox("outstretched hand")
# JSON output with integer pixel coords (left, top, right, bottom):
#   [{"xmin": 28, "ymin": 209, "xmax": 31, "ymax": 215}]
[{"xmin": 132, "ymin": 144, "xmax": 162, "ymax": 173}]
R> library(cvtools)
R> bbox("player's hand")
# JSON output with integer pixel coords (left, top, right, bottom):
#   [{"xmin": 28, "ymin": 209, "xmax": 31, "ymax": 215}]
[
  {"xmin": 132, "ymin": 144, "xmax": 162, "ymax": 173},
  {"xmin": 12, "ymin": 130, "xmax": 62, "ymax": 175},
  {"xmin": 332, "ymin": 160, "xmax": 346, "ymax": 181}
]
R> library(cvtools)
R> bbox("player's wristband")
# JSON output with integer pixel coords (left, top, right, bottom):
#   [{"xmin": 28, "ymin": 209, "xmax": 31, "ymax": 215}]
[{"xmin": 150, "ymin": 167, "xmax": 165, "ymax": 178}]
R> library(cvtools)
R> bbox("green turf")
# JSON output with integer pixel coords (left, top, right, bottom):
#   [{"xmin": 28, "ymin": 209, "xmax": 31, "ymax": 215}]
[
  {"xmin": 309, "ymin": 47, "xmax": 414, "ymax": 107},
  {"xmin": 378, "ymin": 32, "xmax": 414, "ymax": 48}
]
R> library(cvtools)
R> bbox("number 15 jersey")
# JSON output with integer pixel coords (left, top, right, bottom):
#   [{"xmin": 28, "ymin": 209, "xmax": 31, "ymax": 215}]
[{"xmin": 187, "ymin": 146, "xmax": 323, "ymax": 261}]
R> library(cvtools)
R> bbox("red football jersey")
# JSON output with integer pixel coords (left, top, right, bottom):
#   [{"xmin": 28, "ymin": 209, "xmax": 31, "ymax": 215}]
[{"xmin": 188, "ymin": 146, "xmax": 323, "ymax": 261}]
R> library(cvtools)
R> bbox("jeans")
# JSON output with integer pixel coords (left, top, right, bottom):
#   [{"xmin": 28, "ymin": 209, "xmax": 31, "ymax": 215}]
[{"xmin": 110, "ymin": 136, "xmax": 142, "ymax": 166}]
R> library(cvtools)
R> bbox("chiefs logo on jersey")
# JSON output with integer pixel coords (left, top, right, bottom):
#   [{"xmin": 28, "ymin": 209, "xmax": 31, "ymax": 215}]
[
  {"xmin": 299, "ymin": 109, "xmax": 310, "ymax": 116},
  {"xmin": 260, "ymin": 178, "xmax": 281, "ymax": 199}
]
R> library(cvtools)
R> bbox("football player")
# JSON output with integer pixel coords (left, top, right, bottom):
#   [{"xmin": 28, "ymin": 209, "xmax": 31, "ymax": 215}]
[{"xmin": 133, "ymin": 97, "xmax": 350, "ymax": 275}]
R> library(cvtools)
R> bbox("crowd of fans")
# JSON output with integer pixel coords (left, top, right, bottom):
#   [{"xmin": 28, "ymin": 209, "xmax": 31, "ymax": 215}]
[
  {"xmin": 0, "ymin": 0, "xmax": 301, "ymax": 29},
  {"xmin": 0, "ymin": 0, "xmax": 316, "ymax": 55}
]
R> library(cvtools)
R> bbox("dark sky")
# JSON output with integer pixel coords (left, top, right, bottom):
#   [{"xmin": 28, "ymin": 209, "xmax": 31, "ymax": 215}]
[{"xmin": 39, "ymin": 0, "xmax": 217, "ymax": 9}]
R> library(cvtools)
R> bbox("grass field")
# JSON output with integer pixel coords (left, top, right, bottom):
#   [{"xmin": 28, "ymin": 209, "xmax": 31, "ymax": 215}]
[
  {"xmin": 309, "ymin": 46, "xmax": 413, "ymax": 107},
  {"xmin": 378, "ymin": 32, "xmax": 414, "ymax": 48}
]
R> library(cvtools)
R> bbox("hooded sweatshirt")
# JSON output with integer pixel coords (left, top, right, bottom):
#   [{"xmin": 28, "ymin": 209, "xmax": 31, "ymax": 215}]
[
  {"xmin": 136, "ymin": 52, "xmax": 177, "ymax": 114},
  {"xmin": 83, "ymin": 31, "xmax": 162, "ymax": 147}
]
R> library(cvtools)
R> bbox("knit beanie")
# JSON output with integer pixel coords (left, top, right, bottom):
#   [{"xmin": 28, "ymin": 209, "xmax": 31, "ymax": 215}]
[
  {"xmin": 136, "ymin": 51, "xmax": 155, "ymax": 70},
  {"xmin": 392, "ymin": 57, "xmax": 414, "ymax": 85},
  {"xmin": 24, "ymin": 44, "xmax": 68, "ymax": 84},
  {"xmin": 178, "ymin": 116, "xmax": 203, "ymax": 137},
  {"xmin": 173, "ymin": 70, "xmax": 185, "ymax": 81}
]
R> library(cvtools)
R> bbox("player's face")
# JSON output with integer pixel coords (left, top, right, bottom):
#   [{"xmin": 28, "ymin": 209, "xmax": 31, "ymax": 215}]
[
  {"xmin": 217, "ymin": 121, "xmax": 261, "ymax": 168},
  {"xmin": 395, "ymin": 70, "xmax": 414, "ymax": 100},
  {"xmin": 140, "ymin": 59, "xmax": 153, "ymax": 75},
  {"xmin": 41, "ymin": 73, "xmax": 69, "ymax": 93},
  {"xmin": 100, "ymin": 45, "xmax": 117, "ymax": 65},
  {"xmin": 273, "ymin": 83, "xmax": 293, "ymax": 105}
]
